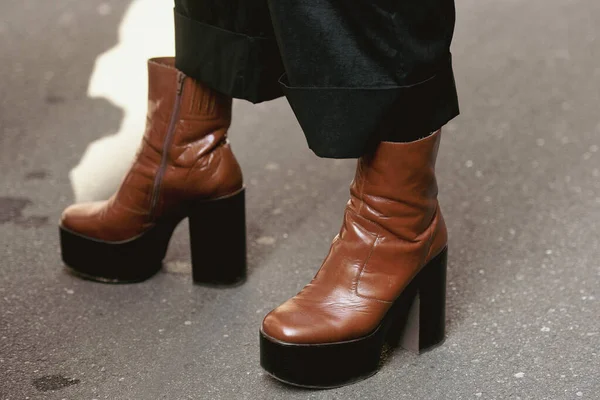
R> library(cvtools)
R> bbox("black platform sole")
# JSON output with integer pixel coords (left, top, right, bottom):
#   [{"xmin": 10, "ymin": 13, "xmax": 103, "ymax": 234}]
[
  {"xmin": 60, "ymin": 189, "xmax": 247, "ymax": 285},
  {"xmin": 260, "ymin": 247, "xmax": 447, "ymax": 389}
]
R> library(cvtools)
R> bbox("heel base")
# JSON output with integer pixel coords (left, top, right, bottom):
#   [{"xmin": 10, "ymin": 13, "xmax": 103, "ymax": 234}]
[{"xmin": 193, "ymin": 275, "xmax": 247, "ymax": 288}]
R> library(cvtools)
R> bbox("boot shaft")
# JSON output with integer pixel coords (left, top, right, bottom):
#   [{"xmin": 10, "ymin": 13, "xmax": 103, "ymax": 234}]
[
  {"xmin": 349, "ymin": 131, "xmax": 442, "ymax": 241},
  {"xmin": 145, "ymin": 57, "xmax": 232, "ymax": 157}
]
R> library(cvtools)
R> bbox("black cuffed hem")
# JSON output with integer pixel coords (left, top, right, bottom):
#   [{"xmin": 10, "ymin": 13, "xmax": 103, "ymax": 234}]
[
  {"xmin": 174, "ymin": 10, "xmax": 284, "ymax": 104},
  {"xmin": 281, "ymin": 56, "xmax": 460, "ymax": 159}
]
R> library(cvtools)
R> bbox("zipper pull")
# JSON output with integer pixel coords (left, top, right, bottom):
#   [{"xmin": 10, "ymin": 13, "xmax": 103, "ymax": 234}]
[{"xmin": 176, "ymin": 72, "xmax": 186, "ymax": 95}]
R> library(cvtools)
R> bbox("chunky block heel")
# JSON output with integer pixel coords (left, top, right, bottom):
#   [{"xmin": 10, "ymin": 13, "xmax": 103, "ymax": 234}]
[
  {"xmin": 396, "ymin": 247, "xmax": 447, "ymax": 353},
  {"xmin": 259, "ymin": 247, "xmax": 447, "ymax": 388},
  {"xmin": 401, "ymin": 248, "xmax": 447, "ymax": 352},
  {"xmin": 189, "ymin": 189, "xmax": 247, "ymax": 286}
]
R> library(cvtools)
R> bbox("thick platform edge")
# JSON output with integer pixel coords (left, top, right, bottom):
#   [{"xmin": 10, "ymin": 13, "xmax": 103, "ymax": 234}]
[
  {"xmin": 59, "ymin": 218, "xmax": 178, "ymax": 283},
  {"xmin": 259, "ymin": 329, "xmax": 382, "ymax": 389}
]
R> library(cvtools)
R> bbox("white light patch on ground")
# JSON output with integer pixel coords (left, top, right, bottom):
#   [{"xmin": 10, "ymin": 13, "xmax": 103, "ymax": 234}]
[{"xmin": 70, "ymin": 0, "xmax": 174, "ymax": 202}]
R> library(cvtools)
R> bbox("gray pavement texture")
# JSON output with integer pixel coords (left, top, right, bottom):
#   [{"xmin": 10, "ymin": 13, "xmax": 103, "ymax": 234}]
[{"xmin": 1, "ymin": 0, "xmax": 599, "ymax": 399}]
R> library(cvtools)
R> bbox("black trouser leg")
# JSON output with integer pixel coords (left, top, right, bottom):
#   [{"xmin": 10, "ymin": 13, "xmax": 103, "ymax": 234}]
[
  {"xmin": 174, "ymin": 1, "xmax": 284, "ymax": 103},
  {"xmin": 174, "ymin": 0, "xmax": 459, "ymax": 158}
]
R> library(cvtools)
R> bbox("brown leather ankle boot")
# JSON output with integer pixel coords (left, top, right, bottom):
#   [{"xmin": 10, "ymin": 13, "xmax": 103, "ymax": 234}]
[
  {"xmin": 59, "ymin": 57, "xmax": 246, "ymax": 285},
  {"xmin": 260, "ymin": 130, "xmax": 447, "ymax": 388}
]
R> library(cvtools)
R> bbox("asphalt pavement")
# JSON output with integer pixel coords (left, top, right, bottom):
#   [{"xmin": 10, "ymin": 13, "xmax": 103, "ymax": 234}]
[{"xmin": 1, "ymin": 0, "xmax": 599, "ymax": 399}]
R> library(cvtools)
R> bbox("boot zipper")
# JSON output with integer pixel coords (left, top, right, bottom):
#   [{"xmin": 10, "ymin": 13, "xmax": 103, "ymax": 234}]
[{"xmin": 149, "ymin": 71, "xmax": 186, "ymax": 219}]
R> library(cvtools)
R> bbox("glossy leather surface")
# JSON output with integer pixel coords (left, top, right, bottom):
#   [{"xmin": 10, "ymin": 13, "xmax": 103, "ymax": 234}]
[
  {"xmin": 61, "ymin": 57, "xmax": 242, "ymax": 242},
  {"xmin": 262, "ymin": 130, "xmax": 447, "ymax": 344}
]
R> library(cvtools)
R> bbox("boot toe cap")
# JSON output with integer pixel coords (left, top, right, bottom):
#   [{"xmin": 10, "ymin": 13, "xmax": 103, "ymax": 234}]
[
  {"xmin": 60, "ymin": 201, "xmax": 106, "ymax": 237},
  {"xmin": 262, "ymin": 299, "xmax": 356, "ymax": 345},
  {"xmin": 262, "ymin": 305, "xmax": 318, "ymax": 344}
]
